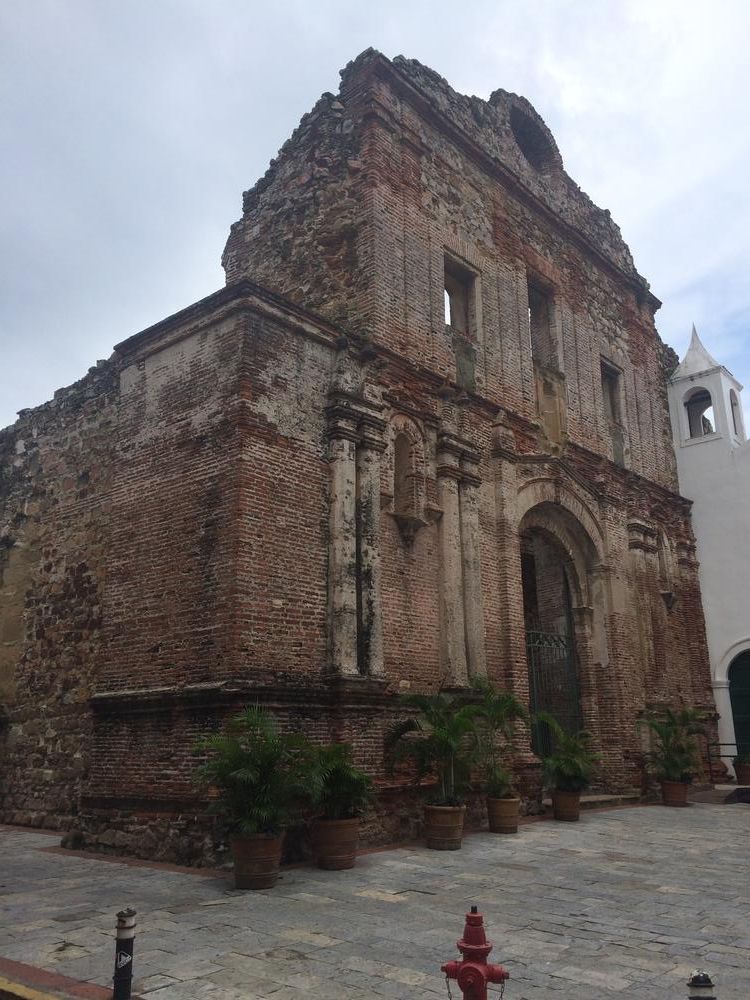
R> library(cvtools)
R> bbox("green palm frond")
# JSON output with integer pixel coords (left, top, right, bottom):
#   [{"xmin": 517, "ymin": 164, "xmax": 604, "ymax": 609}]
[
  {"xmin": 535, "ymin": 710, "xmax": 600, "ymax": 792},
  {"xmin": 386, "ymin": 691, "xmax": 478, "ymax": 806},
  {"xmin": 470, "ymin": 679, "xmax": 528, "ymax": 795},
  {"xmin": 638, "ymin": 706, "xmax": 705, "ymax": 782},
  {"xmin": 310, "ymin": 743, "xmax": 374, "ymax": 820},
  {"xmin": 193, "ymin": 705, "xmax": 315, "ymax": 835}
]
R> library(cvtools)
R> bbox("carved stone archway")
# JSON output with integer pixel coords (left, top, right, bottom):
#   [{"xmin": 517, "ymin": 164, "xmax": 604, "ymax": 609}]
[{"xmin": 518, "ymin": 496, "xmax": 610, "ymax": 757}]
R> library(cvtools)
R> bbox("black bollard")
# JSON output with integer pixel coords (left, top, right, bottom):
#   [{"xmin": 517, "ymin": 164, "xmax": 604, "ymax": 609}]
[
  {"xmin": 112, "ymin": 908, "xmax": 137, "ymax": 1000},
  {"xmin": 687, "ymin": 970, "xmax": 716, "ymax": 999}
]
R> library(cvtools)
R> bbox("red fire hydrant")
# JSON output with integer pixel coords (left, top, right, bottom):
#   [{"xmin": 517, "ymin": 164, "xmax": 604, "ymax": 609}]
[{"xmin": 441, "ymin": 906, "xmax": 509, "ymax": 999}]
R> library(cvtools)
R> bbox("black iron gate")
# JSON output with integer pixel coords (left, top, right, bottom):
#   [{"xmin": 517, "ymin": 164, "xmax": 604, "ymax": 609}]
[{"xmin": 527, "ymin": 629, "xmax": 583, "ymax": 756}]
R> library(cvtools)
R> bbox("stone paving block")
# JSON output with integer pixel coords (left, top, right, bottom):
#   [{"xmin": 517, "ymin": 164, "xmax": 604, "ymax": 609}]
[
  {"xmin": 141, "ymin": 985, "xmax": 208, "ymax": 1000},
  {"xmin": 136, "ymin": 973, "xmax": 182, "ymax": 993},
  {"xmin": 167, "ymin": 959, "xmax": 226, "ymax": 981}
]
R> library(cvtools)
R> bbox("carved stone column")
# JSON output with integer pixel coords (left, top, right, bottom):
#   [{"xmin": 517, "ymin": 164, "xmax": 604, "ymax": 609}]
[
  {"xmin": 437, "ymin": 433, "xmax": 468, "ymax": 687},
  {"xmin": 490, "ymin": 418, "xmax": 527, "ymax": 699},
  {"xmin": 459, "ymin": 452, "xmax": 486, "ymax": 679},
  {"xmin": 326, "ymin": 398, "xmax": 360, "ymax": 677},
  {"xmin": 357, "ymin": 417, "xmax": 386, "ymax": 678},
  {"xmin": 571, "ymin": 604, "xmax": 600, "ymax": 736}
]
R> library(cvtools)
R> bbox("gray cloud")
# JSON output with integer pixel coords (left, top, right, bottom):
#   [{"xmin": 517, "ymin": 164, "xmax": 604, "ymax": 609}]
[{"xmin": 2, "ymin": 0, "xmax": 748, "ymax": 428}]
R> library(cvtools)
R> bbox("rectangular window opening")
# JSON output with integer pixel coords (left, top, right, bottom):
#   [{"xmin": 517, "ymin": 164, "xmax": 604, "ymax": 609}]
[
  {"xmin": 601, "ymin": 359, "xmax": 625, "ymax": 465},
  {"xmin": 444, "ymin": 257, "xmax": 475, "ymax": 338},
  {"xmin": 527, "ymin": 276, "xmax": 556, "ymax": 368},
  {"xmin": 601, "ymin": 361, "xmax": 621, "ymax": 423}
]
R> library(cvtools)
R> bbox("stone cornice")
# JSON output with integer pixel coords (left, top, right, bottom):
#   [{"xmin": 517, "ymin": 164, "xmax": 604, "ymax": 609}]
[
  {"xmin": 114, "ymin": 279, "xmax": 349, "ymax": 361},
  {"xmin": 326, "ymin": 388, "xmax": 387, "ymax": 445},
  {"xmin": 90, "ymin": 677, "xmax": 395, "ymax": 716},
  {"xmin": 110, "ymin": 279, "xmax": 683, "ymax": 515},
  {"xmin": 493, "ymin": 442, "xmax": 691, "ymax": 515}
]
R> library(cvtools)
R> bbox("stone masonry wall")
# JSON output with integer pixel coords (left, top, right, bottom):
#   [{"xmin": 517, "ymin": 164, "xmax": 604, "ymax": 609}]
[
  {"xmin": 0, "ymin": 53, "xmax": 719, "ymax": 862},
  {"xmin": 225, "ymin": 50, "xmax": 678, "ymax": 491},
  {"xmin": 0, "ymin": 361, "xmax": 117, "ymax": 827}
]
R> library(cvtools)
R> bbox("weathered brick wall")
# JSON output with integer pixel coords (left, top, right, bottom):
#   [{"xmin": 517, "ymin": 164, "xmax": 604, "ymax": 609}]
[
  {"xmin": 222, "ymin": 87, "xmax": 370, "ymax": 334},
  {"xmin": 0, "ymin": 362, "xmax": 117, "ymax": 827},
  {"xmin": 221, "ymin": 48, "xmax": 713, "ymax": 780},
  {"xmin": 0, "ymin": 52, "xmax": 719, "ymax": 862},
  {"xmin": 225, "ymin": 50, "xmax": 678, "ymax": 491}
]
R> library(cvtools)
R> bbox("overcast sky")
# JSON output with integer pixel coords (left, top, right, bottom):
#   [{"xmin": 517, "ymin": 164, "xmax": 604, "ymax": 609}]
[{"xmin": 2, "ymin": 0, "xmax": 749, "ymax": 430}]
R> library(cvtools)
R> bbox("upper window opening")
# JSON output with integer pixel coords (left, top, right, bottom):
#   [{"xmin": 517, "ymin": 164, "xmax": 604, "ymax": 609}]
[
  {"xmin": 527, "ymin": 276, "xmax": 556, "ymax": 368},
  {"xmin": 601, "ymin": 360, "xmax": 625, "ymax": 465},
  {"xmin": 601, "ymin": 361, "xmax": 621, "ymax": 423},
  {"xmin": 510, "ymin": 107, "xmax": 556, "ymax": 172},
  {"xmin": 685, "ymin": 388, "xmax": 715, "ymax": 439},
  {"xmin": 444, "ymin": 257, "xmax": 475, "ymax": 337}
]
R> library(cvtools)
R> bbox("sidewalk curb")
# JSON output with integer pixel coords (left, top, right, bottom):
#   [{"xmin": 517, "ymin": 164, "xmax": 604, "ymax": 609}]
[{"xmin": 0, "ymin": 959, "xmax": 141, "ymax": 1000}]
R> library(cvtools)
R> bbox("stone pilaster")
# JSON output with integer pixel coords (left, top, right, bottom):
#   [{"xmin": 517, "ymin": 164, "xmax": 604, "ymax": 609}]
[
  {"xmin": 357, "ymin": 417, "xmax": 386, "ymax": 678},
  {"xmin": 571, "ymin": 604, "xmax": 600, "ymax": 736},
  {"xmin": 459, "ymin": 452, "xmax": 486, "ymax": 679},
  {"xmin": 437, "ymin": 433, "xmax": 468, "ymax": 687},
  {"xmin": 326, "ymin": 397, "xmax": 360, "ymax": 676},
  {"xmin": 326, "ymin": 364, "xmax": 386, "ymax": 679},
  {"xmin": 490, "ymin": 418, "xmax": 527, "ymax": 699}
]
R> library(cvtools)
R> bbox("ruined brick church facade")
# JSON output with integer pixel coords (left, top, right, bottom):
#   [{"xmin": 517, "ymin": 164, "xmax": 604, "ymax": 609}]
[{"xmin": 0, "ymin": 51, "xmax": 717, "ymax": 859}]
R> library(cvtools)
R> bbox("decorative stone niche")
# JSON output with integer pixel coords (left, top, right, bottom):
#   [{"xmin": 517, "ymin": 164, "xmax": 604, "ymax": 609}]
[{"xmin": 386, "ymin": 414, "xmax": 433, "ymax": 546}]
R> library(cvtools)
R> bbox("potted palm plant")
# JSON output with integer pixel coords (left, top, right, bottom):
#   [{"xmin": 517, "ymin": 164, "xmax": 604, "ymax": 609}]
[
  {"xmin": 310, "ymin": 743, "xmax": 373, "ymax": 870},
  {"xmin": 733, "ymin": 750, "xmax": 750, "ymax": 786},
  {"xmin": 536, "ymin": 711, "xmax": 599, "ymax": 821},
  {"xmin": 640, "ymin": 707, "xmax": 705, "ymax": 806},
  {"xmin": 387, "ymin": 692, "xmax": 477, "ymax": 850},
  {"xmin": 471, "ymin": 680, "xmax": 528, "ymax": 834},
  {"xmin": 193, "ymin": 705, "xmax": 312, "ymax": 889}
]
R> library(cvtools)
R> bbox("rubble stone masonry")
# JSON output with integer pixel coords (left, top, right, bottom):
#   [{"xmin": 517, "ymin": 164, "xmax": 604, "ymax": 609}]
[{"xmin": 0, "ymin": 51, "xmax": 717, "ymax": 862}]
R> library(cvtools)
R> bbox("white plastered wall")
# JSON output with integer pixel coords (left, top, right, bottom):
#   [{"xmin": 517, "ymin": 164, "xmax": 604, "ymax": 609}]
[{"xmin": 668, "ymin": 362, "xmax": 750, "ymax": 774}]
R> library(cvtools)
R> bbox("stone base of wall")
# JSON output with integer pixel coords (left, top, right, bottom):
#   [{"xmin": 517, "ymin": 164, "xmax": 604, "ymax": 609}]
[
  {"xmin": 1, "ymin": 773, "xmax": 631, "ymax": 868},
  {"xmin": 0, "ymin": 809, "xmax": 75, "ymax": 832}
]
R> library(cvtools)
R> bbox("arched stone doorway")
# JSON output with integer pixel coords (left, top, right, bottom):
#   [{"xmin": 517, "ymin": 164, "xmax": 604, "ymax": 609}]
[
  {"xmin": 519, "ymin": 501, "xmax": 606, "ymax": 755},
  {"xmin": 729, "ymin": 651, "xmax": 750, "ymax": 755}
]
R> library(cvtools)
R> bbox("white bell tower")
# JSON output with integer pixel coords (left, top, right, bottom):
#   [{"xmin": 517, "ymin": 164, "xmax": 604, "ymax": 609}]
[
  {"xmin": 668, "ymin": 324, "xmax": 745, "ymax": 450},
  {"xmin": 668, "ymin": 325, "xmax": 750, "ymax": 779}
]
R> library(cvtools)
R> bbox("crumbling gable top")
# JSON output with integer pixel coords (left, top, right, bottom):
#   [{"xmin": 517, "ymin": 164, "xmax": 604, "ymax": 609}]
[
  {"xmin": 336, "ymin": 51, "xmax": 653, "ymax": 301},
  {"xmin": 384, "ymin": 55, "xmax": 638, "ymax": 268},
  {"xmin": 223, "ymin": 48, "xmax": 660, "ymax": 321}
]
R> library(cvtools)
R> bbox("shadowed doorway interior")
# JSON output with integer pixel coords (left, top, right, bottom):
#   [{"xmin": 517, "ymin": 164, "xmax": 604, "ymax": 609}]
[{"xmin": 521, "ymin": 530, "xmax": 583, "ymax": 755}]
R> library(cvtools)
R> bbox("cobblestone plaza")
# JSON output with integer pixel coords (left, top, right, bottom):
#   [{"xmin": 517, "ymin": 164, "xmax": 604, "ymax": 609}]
[{"xmin": 1, "ymin": 804, "xmax": 748, "ymax": 999}]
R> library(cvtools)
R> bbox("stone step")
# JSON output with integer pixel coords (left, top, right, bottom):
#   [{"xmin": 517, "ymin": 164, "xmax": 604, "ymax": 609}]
[
  {"xmin": 691, "ymin": 785, "xmax": 750, "ymax": 805},
  {"xmin": 542, "ymin": 792, "xmax": 641, "ymax": 810}
]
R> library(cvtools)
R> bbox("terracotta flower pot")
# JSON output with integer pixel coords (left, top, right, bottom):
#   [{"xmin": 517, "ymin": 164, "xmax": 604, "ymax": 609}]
[
  {"xmin": 660, "ymin": 779, "xmax": 689, "ymax": 807},
  {"xmin": 487, "ymin": 796, "xmax": 520, "ymax": 834},
  {"xmin": 424, "ymin": 804, "xmax": 465, "ymax": 850},
  {"xmin": 734, "ymin": 762, "xmax": 750, "ymax": 786},
  {"xmin": 313, "ymin": 817, "xmax": 360, "ymax": 870},
  {"xmin": 231, "ymin": 833, "xmax": 284, "ymax": 889},
  {"xmin": 551, "ymin": 789, "xmax": 581, "ymax": 822}
]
